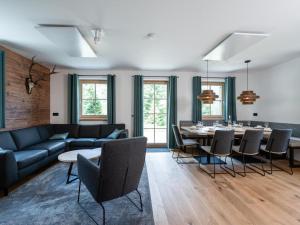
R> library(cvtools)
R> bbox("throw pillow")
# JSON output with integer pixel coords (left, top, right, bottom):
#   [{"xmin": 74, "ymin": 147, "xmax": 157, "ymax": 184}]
[{"xmin": 107, "ymin": 129, "xmax": 124, "ymax": 139}]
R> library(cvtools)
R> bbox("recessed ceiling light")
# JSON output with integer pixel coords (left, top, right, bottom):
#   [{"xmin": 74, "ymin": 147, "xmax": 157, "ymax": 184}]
[{"xmin": 145, "ymin": 33, "xmax": 156, "ymax": 40}]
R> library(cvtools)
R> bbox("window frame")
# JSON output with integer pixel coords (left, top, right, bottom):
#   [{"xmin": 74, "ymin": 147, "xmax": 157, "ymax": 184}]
[
  {"xmin": 143, "ymin": 80, "xmax": 168, "ymax": 147},
  {"xmin": 79, "ymin": 79, "xmax": 108, "ymax": 121},
  {"xmin": 201, "ymin": 81, "xmax": 225, "ymax": 121}
]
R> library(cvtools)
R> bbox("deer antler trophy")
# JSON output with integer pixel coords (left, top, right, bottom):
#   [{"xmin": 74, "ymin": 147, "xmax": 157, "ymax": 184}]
[{"xmin": 25, "ymin": 56, "xmax": 57, "ymax": 94}]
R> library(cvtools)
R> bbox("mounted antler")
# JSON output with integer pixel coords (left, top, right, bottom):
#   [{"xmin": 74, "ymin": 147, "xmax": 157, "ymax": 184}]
[
  {"xmin": 49, "ymin": 64, "xmax": 58, "ymax": 75},
  {"xmin": 28, "ymin": 56, "xmax": 37, "ymax": 81},
  {"xmin": 25, "ymin": 56, "xmax": 56, "ymax": 94}
]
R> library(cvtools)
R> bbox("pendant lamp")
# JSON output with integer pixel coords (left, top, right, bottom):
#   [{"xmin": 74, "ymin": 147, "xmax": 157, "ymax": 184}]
[
  {"xmin": 197, "ymin": 60, "xmax": 219, "ymax": 104},
  {"xmin": 237, "ymin": 60, "xmax": 260, "ymax": 104}
]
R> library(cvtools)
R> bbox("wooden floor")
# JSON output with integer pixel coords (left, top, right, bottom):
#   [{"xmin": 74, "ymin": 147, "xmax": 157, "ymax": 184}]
[{"xmin": 146, "ymin": 152, "xmax": 300, "ymax": 225}]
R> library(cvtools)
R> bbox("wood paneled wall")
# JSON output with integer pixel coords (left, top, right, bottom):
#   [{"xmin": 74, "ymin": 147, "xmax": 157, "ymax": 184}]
[{"xmin": 0, "ymin": 46, "xmax": 50, "ymax": 130}]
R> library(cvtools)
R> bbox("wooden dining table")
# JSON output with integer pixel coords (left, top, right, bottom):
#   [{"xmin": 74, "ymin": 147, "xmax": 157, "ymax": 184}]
[{"xmin": 181, "ymin": 125, "xmax": 300, "ymax": 168}]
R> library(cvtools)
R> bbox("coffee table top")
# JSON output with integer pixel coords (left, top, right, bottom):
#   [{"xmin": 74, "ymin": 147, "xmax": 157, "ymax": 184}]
[{"xmin": 58, "ymin": 148, "xmax": 102, "ymax": 163}]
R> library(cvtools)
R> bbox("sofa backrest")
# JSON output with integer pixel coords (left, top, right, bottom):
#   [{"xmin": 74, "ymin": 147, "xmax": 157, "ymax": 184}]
[
  {"xmin": 0, "ymin": 131, "xmax": 18, "ymax": 151},
  {"xmin": 52, "ymin": 124, "xmax": 79, "ymax": 138},
  {"xmin": 78, "ymin": 125, "xmax": 101, "ymax": 138},
  {"xmin": 10, "ymin": 127, "xmax": 42, "ymax": 150},
  {"xmin": 238, "ymin": 120, "xmax": 300, "ymax": 138},
  {"xmin": 37, "ymin": 125, "xmax": 55, "ymax": 141},
  {"xmin": 99, "ymin": 124, "xmax": 126, "ymax": 138}
]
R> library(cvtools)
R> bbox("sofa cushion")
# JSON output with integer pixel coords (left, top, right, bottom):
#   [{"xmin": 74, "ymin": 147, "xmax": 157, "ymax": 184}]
[
  {"xmin": 26, "ymin": 141, "xmax": 66, "ymax": 155},
  {"xmin": 69, "ymin": 138, "xmax": 96, "ymax": 148},
  {"xmin": 49, "ymin": 132, "xmax": 69, "ymax": 140},
  {"xmin": 99, "ymin": 124, "xmax": 126, "ymax": 138},
  {"xmin": 14, "ymin": 150, "xmax": 48, "ymax": 169},
  {"xmin": 11, "ymin": 127, "xmax": 42, "ymax": 150},
  {"xmin": 53, "ymin": 124, "xmax": 79, "ymax": 138},
  {"xmin": 94, "ymin": 138, "xmax": 113, "ymax": 147},
  {"xmin": 79, "ymin": 125, "xmax": 101, "ymax": 138},
  {"xmin": 37, "ymin": 125, "xmax": 55, "ymax": 141},
  {"xmin": 0, "ymin": 131, "xmax": 18, "ymax": 151}
]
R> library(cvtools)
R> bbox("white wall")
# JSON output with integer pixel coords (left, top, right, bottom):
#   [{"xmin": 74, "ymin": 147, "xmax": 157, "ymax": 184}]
[
  {"xmin": 234, "ymin": 57, "xmax": 300, "ymax": 124},
  {"xmin": 50, "ymin": 69, "xmax": 237, "ymax": 136}
]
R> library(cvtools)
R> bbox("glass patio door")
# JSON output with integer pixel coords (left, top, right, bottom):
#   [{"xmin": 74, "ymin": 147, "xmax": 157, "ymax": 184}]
[{"xmin": 143, "ymin": 81, "xmax": 168, "ymax": 146}]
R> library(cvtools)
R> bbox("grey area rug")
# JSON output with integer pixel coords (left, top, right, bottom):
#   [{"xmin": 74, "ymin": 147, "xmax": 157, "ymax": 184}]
[{"xmin": 0, "ymin": 163, "xmax": 155, "ymax": 225}]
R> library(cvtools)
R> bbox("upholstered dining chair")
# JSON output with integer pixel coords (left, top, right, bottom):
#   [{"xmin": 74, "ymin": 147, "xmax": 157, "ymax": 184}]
[
  {"xmin": 260, "ymin": 129, "xmax": 293, "ymax": 175},
  {"xmin": 231, "ymin": 129, "xmax": 264, "ymax": 176},
  {"xmin": 77, "ymin": 137, "xmax": 147, "ymax": 225},
  {"xmin": 200, "ymin": 130, "xmax": 235, "ymax": 178},
  {"xmin": 172, "ymin": 124, "xmax": 199, "ymax": 163}
]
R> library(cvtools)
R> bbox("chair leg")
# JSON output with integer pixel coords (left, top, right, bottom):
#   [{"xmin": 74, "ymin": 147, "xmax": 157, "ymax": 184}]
[
  {"xmin": 213, "ymin": 157, "xmax": 216, "ymax": 179},
  {"xmin": 136, "ymin": 189, "xmax": 144, "ymax": 212},
  {"xmin": 126, "ymin": 189, "xmax": 143, "ymax": 212},
  {"xmin": 230, "ymin": 157, "xmax": 236, "ymax": 177},
  {"xmin": 100, "ymin": 202, "xmax": 106, "ymax": 225},
  {"xmin": 77, "ymin": 180, "xmax": 81, "ymax": 203}
]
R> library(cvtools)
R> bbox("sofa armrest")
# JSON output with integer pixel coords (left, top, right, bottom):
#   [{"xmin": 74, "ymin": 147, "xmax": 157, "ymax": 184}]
[
  {"xmin": 0, "ymin": 149, "xmax": 18, "ymax": 189},
  {"xmin": 118, "ymin": 129, "xmax": 128, "ymax": 139}
]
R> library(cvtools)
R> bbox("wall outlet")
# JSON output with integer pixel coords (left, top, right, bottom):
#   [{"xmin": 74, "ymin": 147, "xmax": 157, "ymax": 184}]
[
  {"xmin": 253, "ymin": 113, "xmax": 258, "ymax": 116},
  {"xmin": 52, "ymin": 112, "xmax": 59, "ymax": 116}
]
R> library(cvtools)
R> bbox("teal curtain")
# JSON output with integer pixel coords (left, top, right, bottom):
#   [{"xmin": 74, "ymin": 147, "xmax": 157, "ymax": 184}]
[
  {"xmin": 167, "ymin": 76, "xmax": 177, "ymax": 149},
  {"xmin": 68, "ymin": 74, "xmax": 79, "ymax": 124},
  {"xmin": 107, "ymin": 74, "xmax": 116, "ymax": 124},
  {"xmin": 0, "ymin": 51, "xmax": 5, "ymax": 128},
  {"xmin": 192, "ymin": 76, "xmax": 202, "ymax": 123},
  {"xmin": 133, "ymin": 75, "xmax": 143, "ymax": 137},
  {"xmin": 224, "ymin": 77, "xmax": 237, "ymax": 122}
]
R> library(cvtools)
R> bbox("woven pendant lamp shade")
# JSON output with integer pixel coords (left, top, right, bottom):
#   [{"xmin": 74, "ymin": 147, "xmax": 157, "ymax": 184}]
[
  {"xmin": 197, "ymin": 90, "xmax": 219, "ymax": 104},
  {"xmin": 237, "ymin": 60, "xmax": 260, "ymax": 105},
  {"xmin": 237, "ymin": 90, "xmax": 260, "ymax": 104}
]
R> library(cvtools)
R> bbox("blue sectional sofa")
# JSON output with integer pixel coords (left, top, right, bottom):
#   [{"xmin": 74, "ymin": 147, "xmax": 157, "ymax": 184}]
[{"xmin": 0, "ymin": 123, "xmax": 127, "ymax": 196}]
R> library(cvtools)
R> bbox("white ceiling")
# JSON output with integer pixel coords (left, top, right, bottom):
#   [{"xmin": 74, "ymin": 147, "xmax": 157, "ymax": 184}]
[{"xmin": 1, "ymin": 0, "xmax": 300, "ymax": 72}]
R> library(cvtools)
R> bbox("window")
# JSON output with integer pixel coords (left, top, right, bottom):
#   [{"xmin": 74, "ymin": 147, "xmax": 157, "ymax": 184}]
[
  {"xmin": 79, "ymin": 80, "xmax": 107, "ymax": 121},
  {"xmin": 143, "ymin": 81, "xmax": 168, "ymax": 146},
  {"xmin": 202, "ymin": 82, "xmax": 224, "ymax": 120}
]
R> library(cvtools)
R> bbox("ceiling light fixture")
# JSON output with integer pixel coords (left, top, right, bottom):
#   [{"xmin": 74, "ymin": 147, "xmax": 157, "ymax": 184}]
[
  {"xmin": 91, "ymin": 28, "xmax": 104, "ymax": 45},
  {"xmin": 203, "ymin": 32, "xmax": 269, "ymax": 61},
  {"xmin": 197, "ymin": 60, "xmax": 219, "ymax": 104},
  {"xmin": 36, "ymin": 25, "xmax": 96, "ymax": 58},
  {"xmin": 237, "ymin": 60, "xmax": 260, "ymax": 104},
  {"xmin": 145, "ymin": 33, "xmax": 156, "ymax": 40}
]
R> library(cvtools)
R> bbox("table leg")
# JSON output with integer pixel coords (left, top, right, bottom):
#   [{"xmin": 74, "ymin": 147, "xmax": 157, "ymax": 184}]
[
  {"xmin": 289, "ymin": 147, "xmax": 294, "ymax": 168},
  {"xmin": 66, "ymin": 162, "xmax": 78, "ymax": 184}
]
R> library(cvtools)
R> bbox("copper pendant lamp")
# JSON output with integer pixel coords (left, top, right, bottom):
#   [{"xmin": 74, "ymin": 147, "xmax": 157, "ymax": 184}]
[
  {"xmin": 197, "ymin": 60, "xmax": 219, "ymax": 104},
  {"xmin": 237, "ymin": 60, "xmax": 260, "ymax": 104}
]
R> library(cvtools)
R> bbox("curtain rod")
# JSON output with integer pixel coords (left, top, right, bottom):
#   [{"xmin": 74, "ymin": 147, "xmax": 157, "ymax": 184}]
[{"xmin": 132, "ymin": 75, "xmax": 179, "ymax": 78}]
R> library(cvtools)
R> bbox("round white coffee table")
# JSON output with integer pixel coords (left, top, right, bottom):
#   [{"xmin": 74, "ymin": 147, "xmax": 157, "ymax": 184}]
[{"xmin": 58, "ymin": 148, "xmax": 101, "ymax": 184}]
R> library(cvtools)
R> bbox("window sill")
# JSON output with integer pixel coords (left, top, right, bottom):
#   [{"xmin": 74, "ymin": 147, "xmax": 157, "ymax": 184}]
[
  {"xmin": 80, "ymin": 117, "xmax": 108, "ymax": 121},
  {"xmin": 202, "ymin": 116, "xmax": 224, "ymax": 121}
]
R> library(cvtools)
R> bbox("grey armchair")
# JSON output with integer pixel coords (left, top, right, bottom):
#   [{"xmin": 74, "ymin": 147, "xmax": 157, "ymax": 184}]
[
  {"xmin": 260, "ymin": 129, "xmax": 292, "ymax": 175},
  {"xmin": 232, "ymin": 130, "xmax": 264, "ymax": 176},
  {"xmin": 77, "ymin": 137, "xmax": 147, "ymax": 225}
]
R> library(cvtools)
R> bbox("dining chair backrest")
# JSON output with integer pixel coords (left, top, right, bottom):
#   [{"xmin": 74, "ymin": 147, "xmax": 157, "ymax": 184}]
[
  {"xmin": 179, "ymin": 121, "xmax": 195, "ymax": 129},
  {"xmin": 266, "ymin": 129, "xmax": 292, "ymax": 154},
  {"xmin": 172, "ymin": 125, "xmax": 184, "ymax": 147},
  {"xmin": 211, "ymin": 130, "xmax": 234, "ymax": 155},
  {"xmin": 239, "ymin": 129, "xmax": 264, "ymax": 155}
]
